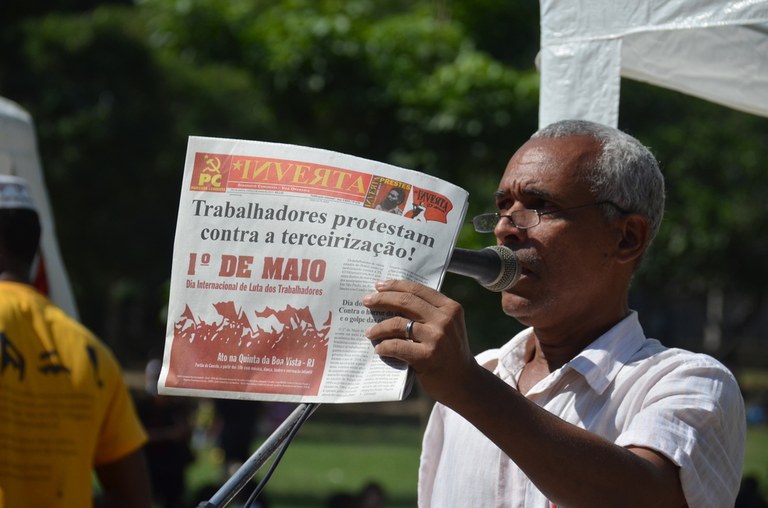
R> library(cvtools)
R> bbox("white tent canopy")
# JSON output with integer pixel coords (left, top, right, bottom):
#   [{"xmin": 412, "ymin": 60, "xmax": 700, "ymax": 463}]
[
  {"xmin": 538, "ymin": 0, "xmax": 768, "ymax": 128},
  {"xmin": 0, "ymin": 97, "xmax": 78, "ymax": 318}
]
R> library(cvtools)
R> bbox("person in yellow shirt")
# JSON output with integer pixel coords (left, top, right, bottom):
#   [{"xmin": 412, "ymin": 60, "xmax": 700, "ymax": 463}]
[{"xmin": 0, "ymin": 175, "xmax": 151, "ymax": 508}]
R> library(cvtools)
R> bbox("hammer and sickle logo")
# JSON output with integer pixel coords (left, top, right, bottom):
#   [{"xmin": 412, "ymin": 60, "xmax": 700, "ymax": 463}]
[{"xmin": 197, "ymin": 155, "xmax": 223, "ymax": 187}]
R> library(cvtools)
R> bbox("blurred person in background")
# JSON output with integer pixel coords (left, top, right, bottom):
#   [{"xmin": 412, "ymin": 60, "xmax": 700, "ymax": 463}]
[
  {"xmin": 0, "ymin": 175, "xmax": 151, "ymax": 507},
  {"xmin": 212, "ymin": 398, "xmax": 263, "ymax": 477},
  {"xmin": 135, "ymin": 356, "xmax": 197, "ymax": 508}
]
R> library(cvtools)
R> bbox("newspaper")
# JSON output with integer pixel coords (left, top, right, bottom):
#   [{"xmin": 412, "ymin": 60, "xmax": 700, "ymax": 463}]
[{"xmin": 158, "ymin": 136, "xmax": 468, "ymax": 403}]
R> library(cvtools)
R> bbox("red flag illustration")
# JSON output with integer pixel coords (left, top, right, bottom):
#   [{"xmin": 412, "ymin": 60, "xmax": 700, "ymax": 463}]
[
  {"xmin": 181, "ymin": 304, "xmax": 196, "ymax": 322},
  {"xmin": 213, "ymin": 301, "xmax": 239, "ymax": 322},
  {"xmin": 405, "ymin": 187, "xmax": 453, "ymax": 223}
]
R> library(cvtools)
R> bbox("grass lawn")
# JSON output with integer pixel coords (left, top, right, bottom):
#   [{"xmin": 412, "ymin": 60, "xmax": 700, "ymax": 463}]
[
  {"xmin": 186, "ymin": 404, "xmax": 424, "ymax": 508},
  {"xmin": 744, "ymin": 426, "xmax": 768, "ymax": 494},
  {"xmin": 184, "ymin": 404, "xmax": 768, "ymax": 507}
]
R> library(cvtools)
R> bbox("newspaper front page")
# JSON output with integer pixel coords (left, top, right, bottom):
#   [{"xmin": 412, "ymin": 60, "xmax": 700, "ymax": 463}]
[{"xmin": 158, "ymin": 136, "xmax": 468, "ymax": 403}]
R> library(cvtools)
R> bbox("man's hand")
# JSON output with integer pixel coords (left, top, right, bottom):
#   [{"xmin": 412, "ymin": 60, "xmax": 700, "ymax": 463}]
[{"xmin": 362, "ymin": 279, "xmax": 478, "ymax": 405}]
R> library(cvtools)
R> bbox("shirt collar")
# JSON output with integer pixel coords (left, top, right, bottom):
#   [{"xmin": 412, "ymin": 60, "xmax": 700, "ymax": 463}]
[
  {"xmin": 568, "ymin": 311, "xmax": 646, "ymax": 394},
  {"xmin": 497, "ymin": 311, "xmax": 647, "ymax": 394}
]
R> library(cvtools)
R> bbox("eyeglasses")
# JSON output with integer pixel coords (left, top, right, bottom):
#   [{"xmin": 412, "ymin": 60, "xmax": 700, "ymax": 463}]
[{"xmin": 472, "ymin": 201, "xmax": 627, "ymax": 233}]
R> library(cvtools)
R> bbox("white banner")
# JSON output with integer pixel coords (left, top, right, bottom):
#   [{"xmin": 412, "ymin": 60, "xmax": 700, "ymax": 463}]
[{"xmin": 538, "ymin": 0, "xmax": 768, "ymax": 128}]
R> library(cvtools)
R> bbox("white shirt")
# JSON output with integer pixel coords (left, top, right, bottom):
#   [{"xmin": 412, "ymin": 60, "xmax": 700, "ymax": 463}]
[{"xmin": 418, "ymin": 311, "xmax": 745, "ymax": 508}]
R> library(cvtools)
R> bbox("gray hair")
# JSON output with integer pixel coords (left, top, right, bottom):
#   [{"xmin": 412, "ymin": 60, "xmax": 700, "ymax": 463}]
[{"xmin": 531, "ymin": 119, "xmax": 665, "ymax": 247}]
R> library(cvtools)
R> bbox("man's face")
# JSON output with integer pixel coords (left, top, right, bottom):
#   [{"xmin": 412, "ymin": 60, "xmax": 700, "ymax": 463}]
[
  {"xmin": 494, "ymin": 135, "xmax": 622, "ymax": 329},
  {"xmin": 386, "ymin": 189, "xmax": 401, "ymax": 205}
]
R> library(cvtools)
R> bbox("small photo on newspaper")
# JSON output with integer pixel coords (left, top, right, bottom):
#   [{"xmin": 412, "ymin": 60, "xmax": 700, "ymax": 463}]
[{"xmin": 158, "ymin": 136, "xmax": 468, "ymax": 404}]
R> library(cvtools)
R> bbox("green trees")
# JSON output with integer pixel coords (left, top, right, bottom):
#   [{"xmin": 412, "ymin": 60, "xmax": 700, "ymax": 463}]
[{"xmin": 1, "ymin": 0, "xmax": 766, "ymax": 363}]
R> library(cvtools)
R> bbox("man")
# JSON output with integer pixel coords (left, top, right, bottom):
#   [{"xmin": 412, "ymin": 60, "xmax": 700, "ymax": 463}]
[
  {"xmin": 0, "ymin": 175, "xmax": 151, "ymax": 508},
  {"xmin": 134, "ymin": 357, "xmax": 196, "ymax": 508},
  {"xmin": 375, "ymin": 187, "xmax": 406, "ymax": 214},
  {"xmin": 363, "ymin": 120, "xmax": 745, "ymax": 507}
]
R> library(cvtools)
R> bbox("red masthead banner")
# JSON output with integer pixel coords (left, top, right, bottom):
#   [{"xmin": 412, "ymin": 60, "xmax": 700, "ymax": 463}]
[
  {"xmin": 190, "ymin": 152, "xmax": 454, "ymax": 223},
  {"xmin": 192, "ymin": 153, "xmax": 374, "ymax": 203}
]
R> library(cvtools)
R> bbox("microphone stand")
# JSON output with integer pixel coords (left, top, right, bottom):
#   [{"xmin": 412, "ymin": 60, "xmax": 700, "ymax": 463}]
[
  {"xmin": 197, "ymin": 402, "xmax": 320, "ymax": 508},
  {"xmin": 191, "ymin": 249, "xmax": 512, "ymax": 507}
]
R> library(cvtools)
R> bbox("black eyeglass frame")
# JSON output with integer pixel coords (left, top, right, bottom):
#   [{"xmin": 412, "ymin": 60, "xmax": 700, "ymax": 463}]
[{"xmin": 471, "ymin": 201, "xmax": 629, "ymax": 233}]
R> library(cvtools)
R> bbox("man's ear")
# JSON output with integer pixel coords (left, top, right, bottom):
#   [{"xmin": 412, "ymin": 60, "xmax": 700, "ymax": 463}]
[{"xmin": 616, "ymin": 214, "xmax": 649, "ymax": 265}]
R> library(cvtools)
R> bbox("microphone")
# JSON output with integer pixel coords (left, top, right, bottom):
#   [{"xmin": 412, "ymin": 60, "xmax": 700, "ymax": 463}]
[{"xmin": 447, "ymin": 246, "xmax": 521, "ymax": 292}]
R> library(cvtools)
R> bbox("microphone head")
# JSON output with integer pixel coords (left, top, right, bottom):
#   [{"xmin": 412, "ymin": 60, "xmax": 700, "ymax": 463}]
[{"xmin": 482, "ymin": 245, "xmax": 521, "ymax": 292}]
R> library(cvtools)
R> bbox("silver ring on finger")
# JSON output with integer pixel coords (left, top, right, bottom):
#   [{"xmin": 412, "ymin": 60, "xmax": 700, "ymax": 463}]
[{"xmin": 405, "ymin": 319, "xmax": 415, "ymax": 340}]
